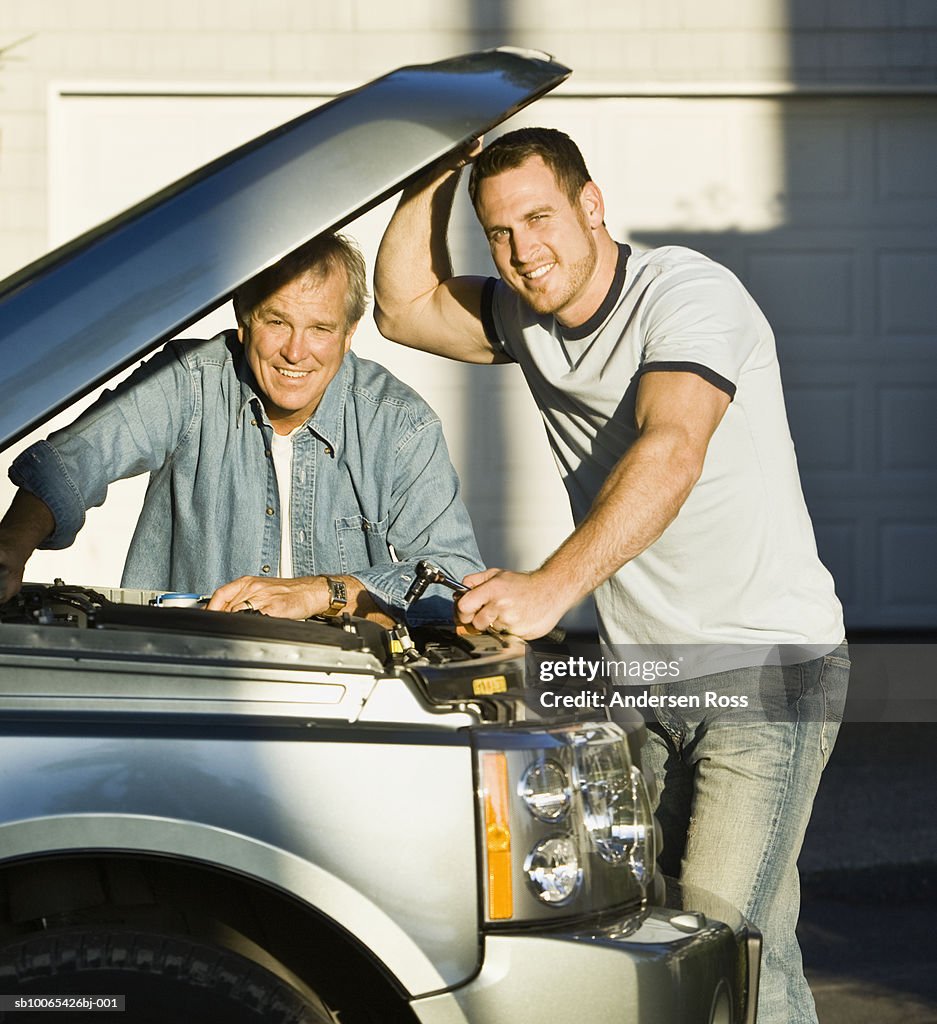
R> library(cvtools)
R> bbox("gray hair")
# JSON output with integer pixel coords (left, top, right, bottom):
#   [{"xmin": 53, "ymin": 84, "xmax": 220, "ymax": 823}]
[{"xmin": 234, "ymin": 232, "xmax": 369, "ymax": 331}]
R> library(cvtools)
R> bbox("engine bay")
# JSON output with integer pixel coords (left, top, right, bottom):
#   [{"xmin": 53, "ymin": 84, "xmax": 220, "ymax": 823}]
[{"xmin": 0, "ymin": 580, "xmax": 520, "ymax": 675}]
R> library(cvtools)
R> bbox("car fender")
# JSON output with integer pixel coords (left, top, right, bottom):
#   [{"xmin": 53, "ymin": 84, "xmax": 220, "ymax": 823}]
[{"xmin": 0, "ymin": 813, "xmax": 457, "ymax": 997}]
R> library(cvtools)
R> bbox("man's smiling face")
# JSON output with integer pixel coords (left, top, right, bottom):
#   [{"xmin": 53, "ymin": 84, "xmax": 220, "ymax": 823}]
[
  {"xmin": 474, "ymin": 155, "xmax": 604, "ymax": 327},
  {"xmin": 239, "ymin": 266, "xmax": 356, "ymax": 434}
]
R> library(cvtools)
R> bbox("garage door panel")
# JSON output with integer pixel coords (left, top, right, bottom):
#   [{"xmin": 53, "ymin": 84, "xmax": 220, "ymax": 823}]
[
  {"xmin": 785, "ymin": 384, "xmax": 858, "ymax": 472},
  {"xmin": 611, "ymin": 109, "xmax": 734, "ymax": 210},
  {"xmin": 745, "ymin": 249, "xmax": 856, "ymax": 334},
  {"xmin": 875, "ymin": 115, "xmax": 937, "ymax": 201},
  {"xmin": 782, "ymin": 116, "xmax": 853, "ymax": 199},
  {"xmin": 878, "ymin": 249, "xmax": 937, "ymax": 338},
  {"xmin": 878, "ymin": 385, "xmax": 937, "ymax": 473},
  {"xmin": 810, "ymin": 509, "xmax": 937, "ymax": 628},
  {"xmin": 880, "ymin": 521, "xmax": 937, "ymax": 615}
]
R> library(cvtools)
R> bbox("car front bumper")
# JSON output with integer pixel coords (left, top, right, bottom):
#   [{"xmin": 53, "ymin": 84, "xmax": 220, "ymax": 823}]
[{"xmin": 411, "ymin": 879, "xmax": 760, "ymax": 1024}]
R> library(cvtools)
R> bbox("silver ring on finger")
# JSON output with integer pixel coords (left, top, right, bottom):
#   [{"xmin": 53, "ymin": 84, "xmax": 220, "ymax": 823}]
[{"xmin": 243, "ymin": 599, "xmax": 254, "ymax": 612}]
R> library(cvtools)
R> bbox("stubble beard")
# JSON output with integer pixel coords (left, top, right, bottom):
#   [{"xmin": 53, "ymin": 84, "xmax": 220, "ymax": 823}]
[
  {"xmin": 523, "ymin": 250, "xmax": 595, "ymax": 317},
  {"xmin": 517, "ymin": 223, "xmax": 599, "ymax": 320}
]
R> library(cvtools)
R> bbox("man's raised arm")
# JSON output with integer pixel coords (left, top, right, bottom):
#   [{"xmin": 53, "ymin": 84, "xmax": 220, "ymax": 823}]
[{"xmin": 374, "ymin": 154, "xmax": 506, "ymax": 365}]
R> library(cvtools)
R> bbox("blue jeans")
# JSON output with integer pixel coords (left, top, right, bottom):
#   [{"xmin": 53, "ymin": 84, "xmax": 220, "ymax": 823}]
[{"xmin": 641, "ymin": 645, "xmax": 849, "ymax": 1024}]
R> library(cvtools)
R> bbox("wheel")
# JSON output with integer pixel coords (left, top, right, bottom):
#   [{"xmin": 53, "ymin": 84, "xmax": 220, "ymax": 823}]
[{"xmin": 0, "ymin": 928, "xmax": 339, "ymax": 1023}]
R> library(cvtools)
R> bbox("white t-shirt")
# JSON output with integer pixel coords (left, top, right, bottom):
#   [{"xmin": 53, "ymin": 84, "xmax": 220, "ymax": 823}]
[
  {"xmin": 270, "ymin": 425, "xmax": 302, "ymax": 577},
  {"xmin": 485, "ymin": 244, "xmax": 844, "ymax": 654}
]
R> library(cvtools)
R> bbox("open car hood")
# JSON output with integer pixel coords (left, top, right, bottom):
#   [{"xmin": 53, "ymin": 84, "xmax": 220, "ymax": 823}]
[{"xmin": 0, "ymin": 48, "xmax": 569, "ymax": 452}]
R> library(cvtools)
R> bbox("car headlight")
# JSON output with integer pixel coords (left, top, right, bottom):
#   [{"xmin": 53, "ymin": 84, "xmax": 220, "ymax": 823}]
[
  {"xmin": 524, "ymin": 834, "xmax": 581, "ymax": 903},
  {"xmin": 519, "ymin": 758, "xmax": 571, "ymax": 822},
  {"xmin": 572, "ymin": 724, "xmax": 656, "ymax": 886},
  {"xmin": 475, "ymin": 720, "xmax": 656, "ymax": 925}
]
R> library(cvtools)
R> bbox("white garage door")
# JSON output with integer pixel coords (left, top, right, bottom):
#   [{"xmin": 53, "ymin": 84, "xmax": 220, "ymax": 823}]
[
  {"xmin": 757, "ymin": 102, "xmax": 937, "ymax": 631},
  {"xmin": 6, "ymin": 85, "xmax": 935, "ymax": 630},
  {"xmin": 487, "ymin": 92, "xmax": 937, "ymax": 630},
  {"xmin": 582, "ymin": 96, "xmax": 937, "ymax": 630}
]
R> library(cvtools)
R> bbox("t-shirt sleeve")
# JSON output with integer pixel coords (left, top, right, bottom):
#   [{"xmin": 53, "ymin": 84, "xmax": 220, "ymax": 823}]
[
  {"xmin": 636, "ymin": 262, "xmax": 762, "ymax": 400},
  {"xmin": 481, "ymin": 277, "xmax": 518, "ymax": 363}
]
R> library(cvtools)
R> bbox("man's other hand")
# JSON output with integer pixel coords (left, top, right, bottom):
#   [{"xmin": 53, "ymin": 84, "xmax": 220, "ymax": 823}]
[
  {"xmin": 456, "ymin": 568, "xmax": 568, "ymax": 641},
  {"xmin": 207, "ymin": 575, "xmax": 329, "ymax": 619},
  {"xmin": 207, "ymin": 574, "xmax": 395, "ymax": 626}
]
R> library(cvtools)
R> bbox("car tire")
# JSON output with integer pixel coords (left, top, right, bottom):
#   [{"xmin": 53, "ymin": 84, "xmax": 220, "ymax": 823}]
[{"xmin": 0, "ymin": 928, "xmax": 339, "ymax": 1023}]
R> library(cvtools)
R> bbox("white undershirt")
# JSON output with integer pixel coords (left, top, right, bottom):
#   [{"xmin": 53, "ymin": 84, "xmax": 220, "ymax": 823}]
[{"xmin": 270, "ymin": 426, "xmax": 302, "ymax": 577}]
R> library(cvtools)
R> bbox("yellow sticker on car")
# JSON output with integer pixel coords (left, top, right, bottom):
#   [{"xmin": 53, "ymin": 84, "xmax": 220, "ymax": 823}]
[{"xmin": 473, "ymin": 675, "xmax": 508, "ymax": 695}]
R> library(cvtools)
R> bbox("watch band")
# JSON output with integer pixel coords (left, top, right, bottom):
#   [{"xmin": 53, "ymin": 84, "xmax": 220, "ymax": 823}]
[{"xmin": 322, "ymin": 576, "xmax": 348, "ymax": 616}]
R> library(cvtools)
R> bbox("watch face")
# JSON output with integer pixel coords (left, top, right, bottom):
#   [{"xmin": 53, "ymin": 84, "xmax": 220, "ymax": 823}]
[{"xmin": 327, "ymin": 578, "xmax": 347, "ymax": 613}]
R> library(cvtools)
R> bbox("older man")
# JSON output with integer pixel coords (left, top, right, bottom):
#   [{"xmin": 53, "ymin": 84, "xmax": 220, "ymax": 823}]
[
  {"xmin": 374, "ymin": 127, "xmax": 847, "ymax": 1024},
  {"xmin": 0, "ymin": 233, "xmax": 481, "ymax": 624}
]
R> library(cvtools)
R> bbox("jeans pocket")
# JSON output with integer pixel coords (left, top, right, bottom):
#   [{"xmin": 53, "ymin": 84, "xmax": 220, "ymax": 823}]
[{"xmin": 818, "ymin": 648, "xmax": 850, "ymax": 765}]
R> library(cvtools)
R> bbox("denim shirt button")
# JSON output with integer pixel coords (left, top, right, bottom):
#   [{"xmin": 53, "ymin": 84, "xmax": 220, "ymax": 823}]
[
  {"xmin": 266, "ymin": 506, "xmax": 274, "ymax": 516},
  {"xmin": 362, "ymin": 522, "xmax": 369, "ymax": 532},
  {"xmin": 325, "ymin": 445, "xmax": 334, "ymax": 457},
  {"xmin": 264, "ymin": 450, "xmax": 271, "ymax": 458},
  {"xmin": 261, "ymin": 565, "xmax": 271, "ymax": 574}
]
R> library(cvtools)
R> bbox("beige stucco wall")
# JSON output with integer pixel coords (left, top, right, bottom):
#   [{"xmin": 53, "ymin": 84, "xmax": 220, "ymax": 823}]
[{"xmin": 2, "ymin": 0, "xmax": 937, "ymax": 278}]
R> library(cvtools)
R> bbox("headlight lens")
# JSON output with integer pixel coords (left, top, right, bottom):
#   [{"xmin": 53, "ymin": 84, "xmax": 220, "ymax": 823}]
[
  {"xmin": 519, "ymin": 757, "xmax": 571, "ymax": 822},
  {"xmin": 630, "ymin": 763, "xmax": 657, "ymax": 887},
  {"xmin": 523, "ymin": 834, "xmax": 582, "ymax": 904},
  {"xmin": 572, "ymin": 726, "xmax": 654, "ymax": 887}
]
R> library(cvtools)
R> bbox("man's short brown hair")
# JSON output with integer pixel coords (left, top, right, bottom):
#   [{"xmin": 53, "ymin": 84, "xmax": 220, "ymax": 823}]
[
  {"xmin": 468, "ymin": 127, "xmax": 593, "ymax": 207},
  {"xmin": 234, "ymin": 232, "xmax": 369, "ymax": 331}
]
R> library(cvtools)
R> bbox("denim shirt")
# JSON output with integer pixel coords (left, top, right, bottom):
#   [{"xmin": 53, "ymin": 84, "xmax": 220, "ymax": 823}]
[{"xmin": 10, "ymin": 332, "xmax": 483, "ymax": 623}]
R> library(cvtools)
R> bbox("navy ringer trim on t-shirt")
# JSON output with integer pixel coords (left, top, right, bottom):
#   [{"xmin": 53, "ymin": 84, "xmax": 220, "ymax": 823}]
[
  {"xmin": 636, "ymin": 361, "xmax": 737, "ymax": 400},
  {"xmin": 480, "ymin": 244, "xmax": 633, "ymax": 350},
  {"xmin": 481, "ymin": 276, "xmax": 501, "ymax": 350},
  {"xmin": 560, "ymin": 243, "xmax": 632, "ymax": 341}
]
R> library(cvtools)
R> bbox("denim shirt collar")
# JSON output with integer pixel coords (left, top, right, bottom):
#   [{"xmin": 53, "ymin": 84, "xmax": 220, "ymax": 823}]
[
  {"xmin": 306, "ymin": 356, "xmax": 349, "ymax": 454},
  {"xmin": 231, "ymin": 334, "xmax": 349, "ymax": 454},
  {"xmin": 232, "ymin": 336, "xmax": 263, "ymax": 427}
]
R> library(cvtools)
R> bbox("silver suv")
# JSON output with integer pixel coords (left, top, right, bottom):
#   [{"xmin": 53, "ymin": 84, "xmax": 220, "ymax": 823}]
[{"xmin": 0, "ymin": 50, "xmax": 758, "ymax": 1024}]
